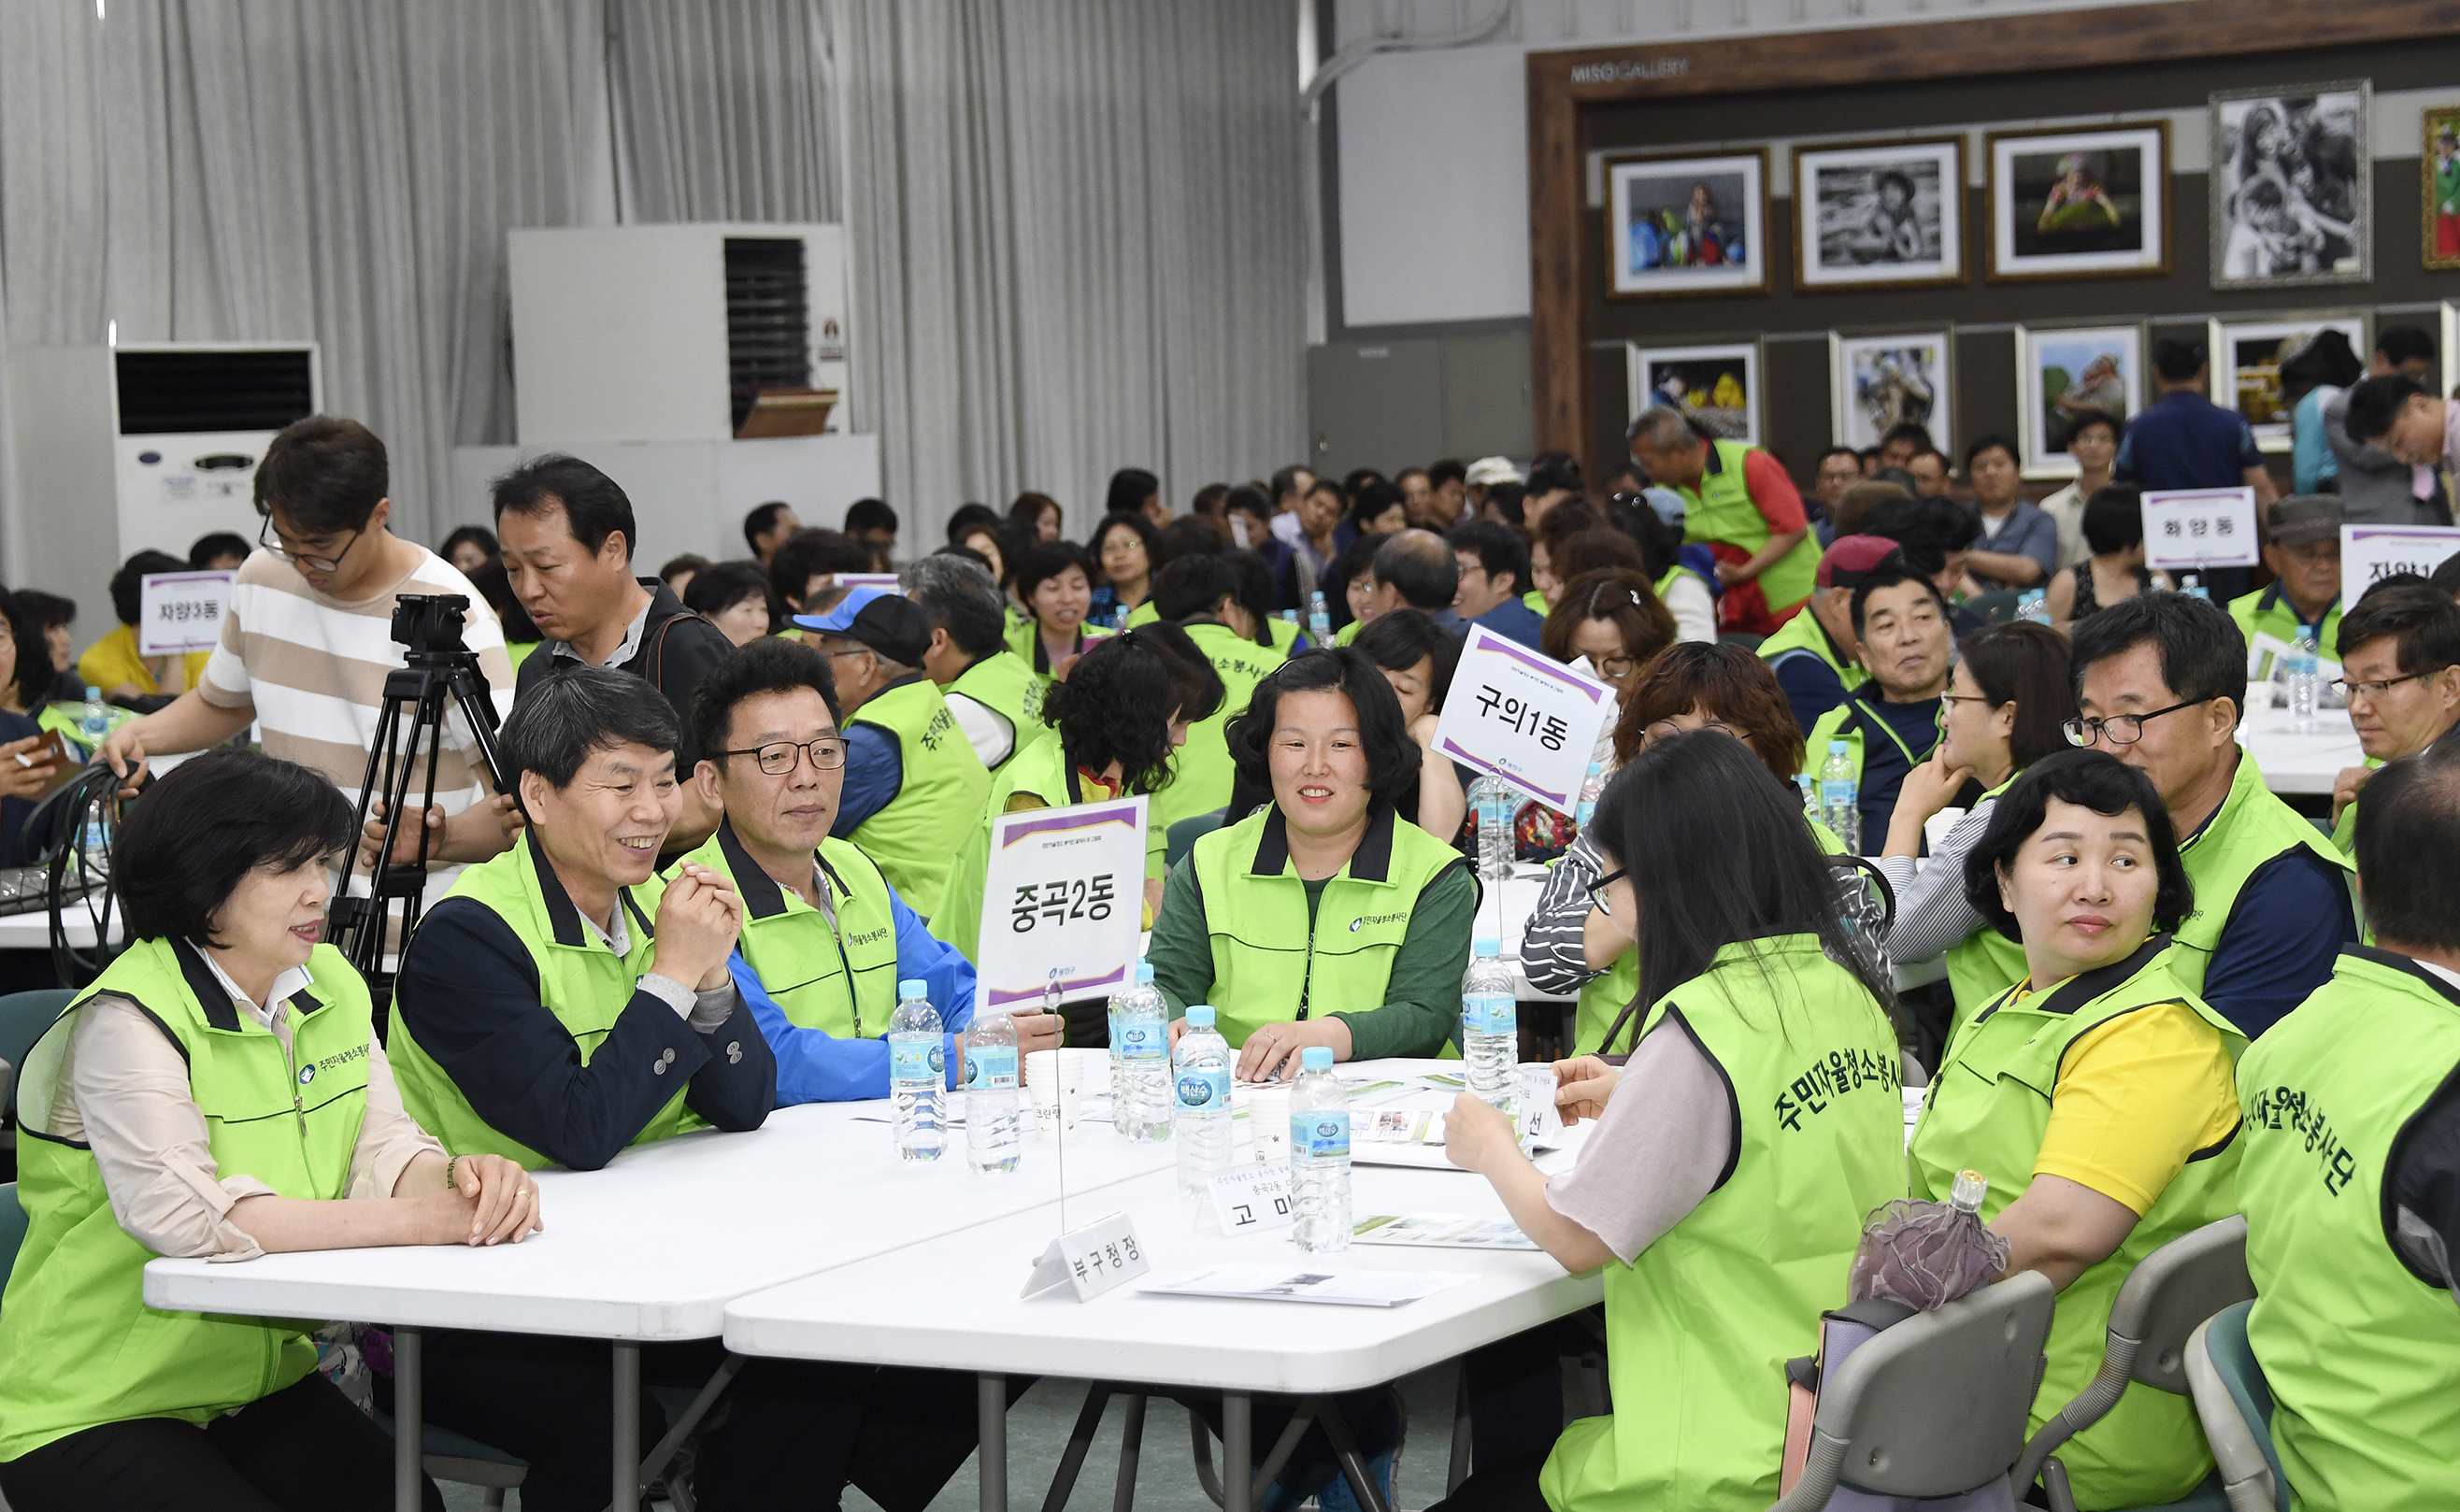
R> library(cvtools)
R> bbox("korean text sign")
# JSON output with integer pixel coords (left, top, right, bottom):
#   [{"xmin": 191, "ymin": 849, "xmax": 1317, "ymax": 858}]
[
  {"xmin": 137, "ymin": 571, "xmax": 234, "ymax": 656},
  {"xmin": 2141, "ymin": 488, "xmax": 2259, "ymax": 573},
  {"xmin": 2343, "ymin": 524, "xmax": 2460, "ymax": 597},
  {"xmin": 977, "ymin": 795, "xmax": 1147, "ymax": 1009},
  {"xmin": 1432, "ymin": 625, "xmax": 1618, "ymax": 812}
]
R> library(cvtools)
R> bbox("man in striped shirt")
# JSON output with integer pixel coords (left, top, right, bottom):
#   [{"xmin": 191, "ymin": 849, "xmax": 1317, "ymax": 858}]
[{"xmin": 100, "ymin": 417, "xmax": 522, "ymax": 861}]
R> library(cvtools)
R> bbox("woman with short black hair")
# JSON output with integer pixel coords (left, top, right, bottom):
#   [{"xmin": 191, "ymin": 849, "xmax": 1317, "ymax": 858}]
[
  {"xmin": 1089, "ymin": 510, "xmax": 1167, "ymax": 626},
  {"xmin": 1149, "ymin": 648, "xmax": 1476, "ymax": 1080},
  {"xmin": 1352, "ymin": 609, "xmax": 1466, "ymax": 840},
  {"xmin": 683, "ymin": 559, "xmax": 783, "ymax": 647},
  {"xmin": 1006, "ymin": 539, "xmax": 1108, "ymax": 682},
  {"xmin": 1909, "ymin": 748, "xmax": 2239, "ymax": 1509},
  {"xmin": 0, "ymin": 750, "xmax": 536, "ymax": 1512},
  {"xmin": 439, "ymin": 524, "xmax": 500, "ymax": 578},
  {"xmin": 2045, "ymin": 484, "xmax": 2167, "ymax": 626}
]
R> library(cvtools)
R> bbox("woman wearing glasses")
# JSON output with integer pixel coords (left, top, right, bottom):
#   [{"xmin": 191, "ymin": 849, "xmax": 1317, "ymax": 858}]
[
  {"xmin": 1876, "ymin": 622, "xmax": 2077, "ymax": 1044},
  {"xmin": 1908, "ymin": 749, "xmax": 2245, "ymax": 1508},
  {"xmin": 1437, "ymin": 733, "xmax": 1905, "ymax": 1512}
]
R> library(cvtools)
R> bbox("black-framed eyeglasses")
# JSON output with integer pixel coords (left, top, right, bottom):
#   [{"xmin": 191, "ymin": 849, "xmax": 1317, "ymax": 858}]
[
  {"xmin": 257, "ymin": 518, "xmax": 363, "ymax": 575},
  {"xmin": 1937, "ymin": 692, "xmax": 1995, "ymax": 726},
  {"xmin": 721, "ymin": 738, "xmax": 848, "ymax": 776},
  {"xmin": 2062, "ymin": 698, "xmax": 2202, "ymax": 748},
  {"xmin": 1644, "ymin": 718, "xmax": 1734, "ymax": 744},
  {"xmin": 1594, "ymin": 655, "xmax": 1638, "ymax": 681},
  {"xmin": 1587, "ymin": 866, "xmax": 1628, "ymax": 916},
  {"xmin": 2331, "ymin": 672, "xmax": 2425, "ymax": 702}
]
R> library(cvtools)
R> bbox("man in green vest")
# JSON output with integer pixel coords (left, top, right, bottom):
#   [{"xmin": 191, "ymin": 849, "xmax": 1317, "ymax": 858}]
[
  {"xmin": 2237, "ymin": 743, "xmax": 2460, "ymax": 1512},
  {"xmin": 2228, "ymin": 494, "xmax": 2345, "ymax": 672},
  {"xmin": 1802, "ymin": 561, "xmax": 1952, "ymax": 851},
  {"xmin": 2069, "ymin": 591, "xmax": 2355, "ymax": 1035},
  {"xmin": 794, "ymin": 585, "xmax": 992, "ymax": 919},
  {"xmin": 905, "ymin": 552, "xmax": 1050, "ymax": 775},
  {"xmin": 1150, "ymin": 554, "xmax": 1289, "ymax": 832},
  {"xmin": 1627, "ymin": 404, "xmax": 1819, "ymax": 636},
  {"xmin": 2328, "ymin": 580, "xmax": 2460, "ymax": 851},
  {"xmin": 679, "ymin": 636, "xmax": 1059, "ymax": 1102},
  {"xmin": 1761, "ymin": 535, "xmax": 1892, "ymax": 733}
]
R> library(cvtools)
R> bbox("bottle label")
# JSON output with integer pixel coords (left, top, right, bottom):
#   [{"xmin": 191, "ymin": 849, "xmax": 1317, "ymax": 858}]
[
  {"xmin": 965, "ymin": 1045, "xmax": 1018, "ymax": 1090},
  {"xmin": 1463, "ymin": 992, "xmax": 1515, "ymax": 1037},
  {"xmin": 891, "ymin": 1035, "xmax": 940, "ymax": 1085},
  {"xmin": 1175, "ymin": 1066, "xmax": 1229, "ymax": 1112},
  {"xmin": 1292, "ymin": 1110, "xmax": 1351, "ymax": 1162},
  {"xmin": 1118, "ymin": 1022, "xmax": 1167, "ymax": 1063},
  {"xmin": 1821, "ymin": 779, "xmax": 1854, "ymax": 805}
]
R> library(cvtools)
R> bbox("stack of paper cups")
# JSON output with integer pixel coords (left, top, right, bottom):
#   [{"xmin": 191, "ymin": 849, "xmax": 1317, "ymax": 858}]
[{"xmin": 1025, "ymin": 1049, "xmax": 1085, "ymax": 1139}]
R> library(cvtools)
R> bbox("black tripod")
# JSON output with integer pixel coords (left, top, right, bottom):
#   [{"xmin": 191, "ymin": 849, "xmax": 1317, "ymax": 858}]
[{"xmin": 324, "ymin": 594, "xmax": 511, "ymax": 1029}]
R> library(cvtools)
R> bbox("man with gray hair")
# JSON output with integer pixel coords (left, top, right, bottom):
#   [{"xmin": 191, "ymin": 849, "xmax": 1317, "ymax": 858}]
[
  {"xmin": 902, "ymin": 551, "xmax": 1049, "ymax": 773},
  {"xmin": 1627, "ymin": 404, "xmax": 1818, "ymax": 635}
]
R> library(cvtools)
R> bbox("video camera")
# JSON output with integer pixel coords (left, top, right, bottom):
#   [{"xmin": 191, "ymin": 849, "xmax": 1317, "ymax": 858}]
[{"xmin": 390, "ymin": 592, "xmax": 472, "ymax": 663}]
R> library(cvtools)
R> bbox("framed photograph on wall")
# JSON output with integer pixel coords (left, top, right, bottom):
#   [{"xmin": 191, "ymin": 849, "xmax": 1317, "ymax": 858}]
[
  {"xmin": 1627, "ymin": 341, "xmax": 1761, "ymax": 446},
  {"xmin": 1793, "ymin": 137, "xmax": 1967, "ymax": 292},
  {"xmin": 1985, "ymin": 122, "xmax": 2169, "ymax": 281},
  {"xmin": 2425, "ymin": 105, "xmax": 2460, "ymax": 272},
  {"xmin": 2206, "ymin": 313, "xmax": 2370, "ymax": 452},
  {"xmin": 2210, "ymin": 81, "xmax": 2371, "ymax": 290},
  {"xmin": 1604, "ymin": 150, "xmax": 1769, "ymax": 299},
  {"xmin": 2015, "ymin": 323, "xmax": 2144, "ymax": 478},
  {"xmin": 1829, "ymin": 330, "xmax": 1954, "ymax": 454}
]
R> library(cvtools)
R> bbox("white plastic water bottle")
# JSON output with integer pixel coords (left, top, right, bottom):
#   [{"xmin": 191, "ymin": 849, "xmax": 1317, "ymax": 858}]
[
  {"xmin": 1572, "ymin": 763, "xmax": 1605, "ymax": 834},
  {"xmin": 1307, "ymin": 591, "xmax": 1332, "ymax": 647},
  {"xmin": 2016, "ymin": 589, "xmax": 2052, "ymax": 626},
  {"xmin": 888, "ymin": 978, "xmax": 945, "ymax": 1163},
  {"xmin": 1461, "ymin": 938, "xmax": 1517, "ymax": 1112},
  {"xmin": 1174, "ymin": 1006, "xmax": 1233, "ymax": 1195},
  {"xmin": 1469, "ymin": 775, "xmax": 1514, "ymax": 881},
  {"xmin": 1795, "ymin": 772, "xmax": 1821, "ymax": 826},
  {"xmin": 963, "ymin": 1006, "xmax": 1022, "ymax": 1176},
  {"xmin": 2179, "ymin": 573, "xmax": 2209, "ymax": 600},
  {"xmin": 79, "ymin": 685, "xmax": 110, "ymax": 754},
  {"xmin": 1819, "ymin": 740, "xmax": 1862, "ymax": 855},
  {"xmin": 1109, "ymin": 962, "xmax": 1172, "ymax": 1142},
  {"xmin": 2288, "ymin": 626, "xmax": 2320, "ymax": 734},
  {"xmin": 1289, "ymin": 1046, "xmax": 1352, "ymax": 1253}
]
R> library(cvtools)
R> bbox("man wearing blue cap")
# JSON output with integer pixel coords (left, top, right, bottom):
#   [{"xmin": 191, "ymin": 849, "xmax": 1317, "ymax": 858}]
[{"xmin": 794, "ymin": 584, "xmax": 991, "ymax": 919}]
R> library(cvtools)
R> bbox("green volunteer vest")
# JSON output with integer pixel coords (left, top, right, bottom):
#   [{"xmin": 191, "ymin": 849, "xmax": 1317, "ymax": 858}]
[
  {"xmin": 1652, "ymin": 562, "xmax": 1715, "ymax": 606},
  {"xmin": 948, "ymin": 649, "xmax": 1050, "ymax": 775},
  {"xmin": 1124, "ymin": 599, "xmax": 1160, "ymax": 629},
  {"xmin": 931, "ymin": 738, "xmax": 1166, "ymax": 963},
  {"xmin": 389, "ymin": 832, "xmax": 700, "ymax": 1169},
  {"xmin": 1154, "ymin": 621, "xmax": 1288, "ymax": 834},
  {"xmin": 1266, "ymin": 617, "xmax": 1302, "ymax": 653},
  {"xmin": 1521, "ymin": 589, "xmax": 1547, "ymax": 616},
  {"xmin": 0, "ymin": 938, "xmax": 373, "ymax": 1460},
  {"xmin": 1802, "ymin": 692, "xmax": 1941, "ymax": 834},
  {"xmin": 1943, "ymin": 774, "xmax": 2031, "ymax": 1026},
  {"xmin": 1186, "ymin": 804, "xmax": 1469, "ymax": 1048},
  {"xmin": 1754, "ymin": 606, "xmax": 1868, "ymax": 700},
  {"xmin": 1541, "ymin": 935, "xmax": 1906, "ymax": 1512},
  {"xmin": 1333, "ymin": 620, "xmax": 1361, "ymax": 647},
  {"xmin": 2329, "ymin": 755, "xmax": 2382, "ymax": 856},
  {"xmin": 2169, "ymin": 750, "xmax": 2354, "ymax": 1008},
  {"xmin": 1908, "ymin": 935, "xmax": 2246, "ymax": 1507},
  {"xmin": 845, "ymin": 677, "xmax": 993, "ymax": 919},
  {"xmin": 1003, "ymin": 619, "xmax": 1109, "ymax": 685},
  {"xmin": 681, "ymin": 822, "xmax": 901, "ymax": 1040},
  {"xmin": 2228, "ymin": 585, "xmax": 2342, "ymax": 678},
  {"xmin": 1677, "ymin": 438, "xmax": 1819, "ymax": 612},
  {"xmin": 2237, "ymin": 948, "xmax": 2460, "ymax": 1512}
]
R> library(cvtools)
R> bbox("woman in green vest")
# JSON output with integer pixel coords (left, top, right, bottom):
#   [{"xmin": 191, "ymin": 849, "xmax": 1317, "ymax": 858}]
[
  {"xmin": 1876, "ymin": 621, "xmax": 2075, "ymax": 1045},
  {"xmin": 1006, "ymin": 538, "xmax": 1111, "ymax": 682},
  {"xmin": 935, "ymin": 624, "xmax": 1223, "ymax": 963},
  {"xmin": 1436, "ymin": 731, "xmax": 1907, "ymax": 1512},
  {"xmin": 1149, "ymin": 647, "xmax": 1476, "ymax": 1080},
  {"xmin": 0, "ymin": 750, "xmax": 537, "ymax": 1512},
  {"xmin": 1909, "ymin": 749, "xmax": 2246, "ymax": 1508}
]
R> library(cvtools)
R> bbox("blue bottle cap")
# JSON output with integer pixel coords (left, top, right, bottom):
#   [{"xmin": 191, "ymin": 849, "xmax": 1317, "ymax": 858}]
[
  {"xmin": 1300, "ymin": 1046, "xmax": 1334, "ymax": 1071},
  {"xmin": 1828, "ymin": 740, "xmax": 1850, "ymax": 754},
  {"xmin": 1473, "ymin": 937, "xmax": 1502, "ymax": 957},
  {"xmin": 1186, "ymin": 1005, "xmax": 1216, "ymax": 1027},
  {"xmin": 898, "ymin": 978, "xmax": 926, "ymax": 999},
  {"xmin": 1136, "ymin": 961, "xmax": 1155, "ymax": 984}
]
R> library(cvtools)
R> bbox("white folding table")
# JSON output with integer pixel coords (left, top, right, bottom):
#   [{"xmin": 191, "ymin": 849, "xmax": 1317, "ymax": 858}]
[
  {"xmin": 2236, "ymin": 705, "xmax": 2365, "ymax": 795},
  {"xmin": 145, "ymin": 1096, "xmax": 1180, "ymax": 1512}
]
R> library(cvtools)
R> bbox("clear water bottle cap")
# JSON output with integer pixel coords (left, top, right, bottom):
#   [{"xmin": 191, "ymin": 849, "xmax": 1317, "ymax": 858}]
[
  {"xmin": 1828, "ymin": 740, "xmax": 1850, "ymax": 754},
  {"xmin": 84, "ymin": 686, "xmax": 100, "ymax": 701},
  {"xmin": 1300, "ymin": 1046, "xmax": 1334, "ymax": 1071},
  {"xmin": 897, "ymin": 978, "xmax": 927, "ymax": 999},
  {"xmin": 1950, "ymin": 1168, "xmax": 1988, "ymax": 1215},
  {"xmin": 1586, "ymin": 762, "xmax": 1603, "ymax": 775},
  {"xmin": 1135, "ymin": 961, "xmax": 1155, "ymax": 984},
  {"xmin": 1185, "ymin": 1005, "xmax": 1216, "ymax": 1027},
  {"xmin": 1472, "ymin": 936, "xmax": 1502, "ymax": 957}
]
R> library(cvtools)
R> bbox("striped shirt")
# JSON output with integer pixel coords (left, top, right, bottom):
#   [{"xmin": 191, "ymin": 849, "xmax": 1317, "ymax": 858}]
[{"xmin": 198, "ymin": 546, "xmax": 516, "ymax": 812}]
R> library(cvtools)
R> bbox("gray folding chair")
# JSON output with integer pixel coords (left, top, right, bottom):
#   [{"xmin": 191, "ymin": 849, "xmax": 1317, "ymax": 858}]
[
  {"xmin": 2184, "ymin": 1304, "xmax": 2285, "ymax": 1512},
  {"xmin": 1768, "ymin": 1270, "xmax": 2055, "ymax": 1512},
  {"xmin": 2011, "ymin": 1216, "xmax": 2252, "ymax": 1512}
]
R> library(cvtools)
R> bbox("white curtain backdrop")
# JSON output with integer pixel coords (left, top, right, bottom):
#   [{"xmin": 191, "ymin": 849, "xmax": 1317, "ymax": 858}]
[{"xmin": 609, "ymin": 0, "xmax": 840, "ymax": 225}]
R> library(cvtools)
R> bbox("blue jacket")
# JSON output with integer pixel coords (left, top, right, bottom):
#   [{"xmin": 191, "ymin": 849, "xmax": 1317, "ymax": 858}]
[{"xmin": 731, "ymin": 882, "xmax": 980, "ymax": 1104}]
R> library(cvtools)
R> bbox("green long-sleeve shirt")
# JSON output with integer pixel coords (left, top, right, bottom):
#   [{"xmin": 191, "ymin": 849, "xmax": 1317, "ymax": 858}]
[{"xmin": 1145, "ymin": 853, "xmax": 1478, "ymax": 1061}]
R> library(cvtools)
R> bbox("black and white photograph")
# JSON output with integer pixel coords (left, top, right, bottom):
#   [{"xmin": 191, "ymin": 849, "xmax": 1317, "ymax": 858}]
[
  {"xmin": 1829, "ymin": 331, "xmax": 1953, "ymax": 453},
  {"xmin": 2210, "ymin": 82, "xmax": 2371, "ymax": 289},
  {"xmin": 1604, "ymin": 150, "xmax": 1769, "ymax": 298},
  {"xmin": 1793, "ymin": 137, "xmax": 1966, "ymax": 291},
  {"xmin": 2206, "ymin": 314, "xmax": 2369, "ymax": 450},
  {"xmin": 1627, "ymin": 341, "xmax": 1761, "ymax": 445},
  {"xmin": 1985, "ymin": 122, "xmax": 2169, "ymax": 280}
]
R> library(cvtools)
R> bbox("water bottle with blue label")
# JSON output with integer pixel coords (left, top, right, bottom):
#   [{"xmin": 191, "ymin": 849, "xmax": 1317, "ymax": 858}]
[
  {"xmin": 1290, "ymin": 1047, "xmax": 1352, "ymax": 1253},
  {"xmin": 1819, "ymin": 740, "xmax": 1861, "ymax": 855},
  {"xmin": 1109, "ymin": 961, "xmax": 1171, "ymax": 1142},
  {"xmin": 79, "ymin": 685, "xmax": 110, "ymax": 758},
  {"xmin": 2016, "ymin": 589, "xmax": 2052, "ymax": 626},
  {"xmin": 2288, "ymin": 625, "xmax": 2320, "ymax": 734},
  {"xmin": 1469, "ymin": 775, "xmax": 1514, "ymax": 881},
  {"xmin": 1572, "ymin": 763, "xmax": 1605, "ymax": 834},
  {"xmin": 1461, "ymin": 937, "xmax": 1516, "ymax": 1113},
  {"xmin": 963, "ymin": 1006, "xmax": 1022, "ymax": 1176},
  {"xmin": 1307, "ymin": 591, "xmax": 1332, "ymax": 648},
  {"xmin": 888, "ymin": 979, "xmax": 945, "ymax": 1163},
  {"xmin": 1173, "ymin": 1005, "xmax": 1232, "ymax": 1195}
]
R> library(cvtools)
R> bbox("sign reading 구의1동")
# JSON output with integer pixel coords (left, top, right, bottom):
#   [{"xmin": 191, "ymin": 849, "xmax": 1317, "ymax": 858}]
[
  {"xmin": 976, "ymin": 794, "xmax": 1148, "ymax": 1011},
  {"xmin": 1433, "ymin": 625, "xmax": 1619, "ymax": 812}
]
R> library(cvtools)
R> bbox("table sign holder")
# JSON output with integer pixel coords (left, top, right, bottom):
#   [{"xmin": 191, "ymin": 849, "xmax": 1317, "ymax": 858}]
[
  {"xmin": 2142, "ymin": 487, "xmax": 2259, "ymax": 592},
  {"xmin": 1020, "ymin": 1211, "xmax": 1149, "ymax": 1302},
  {"xmin": 1205, "ymin": 1163, "xmax": 1294, "ymax": 1235},
  {"xmin": 136, "ymin": 569, "xmax": 235, "ymax": 656},
  {"xmin": 2343, "ymin": 523, "xmax": 2460, "ymax": 599}
]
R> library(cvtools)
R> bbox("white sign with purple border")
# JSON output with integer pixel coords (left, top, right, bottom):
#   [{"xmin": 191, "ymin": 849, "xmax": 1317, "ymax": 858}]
[
  {"xmin": 834, "ymin": 573, "xmax": 902, "ymax": 592},
  {"xmin": 2141, "ymin": 488, "xmax": 2260, "ymax": 573},
  {"xmin": 2343, "ymin": 524, "xmax": 2460, "ymax": 599},
  {"xmin": 1432, "ymin": 625, "xmax": 1619, "ymax": 814},
  {"xmin": 136, "ymin": 570, "xmax": 234, "ymax": 656},
  {"xmin": 976, "ymin": 794, "xmax": 1148, "ymax": 1010}
]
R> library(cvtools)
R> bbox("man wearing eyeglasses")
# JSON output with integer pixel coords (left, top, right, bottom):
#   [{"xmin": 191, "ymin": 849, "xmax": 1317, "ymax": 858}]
[
  {"xmin": 793, "ymin": 586, "xmax": 991, "ymax": 920},
  {"xmin": 2069, "ymin": 592, "xmax": 2355, "ymax": 1037},
  {"xmin": 677, "ymin": 637, "xmax": 1057, "ymax": 1103},
  {"xmin": 2227, "ymin": 496, "xmax": 2345, "ymax": 664},
  {"xmin": 2325, "ymin": 582, "xmax": 2460, "ymax": 853}
]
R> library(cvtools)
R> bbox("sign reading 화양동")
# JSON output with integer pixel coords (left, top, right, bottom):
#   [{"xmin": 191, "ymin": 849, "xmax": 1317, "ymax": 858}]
[{"xmin": 2141, "ymin": 489, "xmax": 2260, "ymax": 574}]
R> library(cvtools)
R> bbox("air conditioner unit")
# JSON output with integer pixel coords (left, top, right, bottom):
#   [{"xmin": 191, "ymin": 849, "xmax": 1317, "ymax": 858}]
[{"xmin": 7, "ymin": 342, "xmax": 321, "ymax": 626}]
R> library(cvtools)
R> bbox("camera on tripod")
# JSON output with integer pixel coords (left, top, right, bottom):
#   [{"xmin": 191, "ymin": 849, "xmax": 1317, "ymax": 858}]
[{"xmin": 390, "ymin": 592, "xmax": 470, "ymax": 661}]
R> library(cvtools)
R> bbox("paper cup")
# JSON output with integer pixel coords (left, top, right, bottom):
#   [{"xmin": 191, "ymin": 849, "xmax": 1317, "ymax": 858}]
[
  {"xmin": 1923, "ymin": 806, "xmax": 1966, "ymax": 854},
  {"xmin": 1248, "ymin": 1085, "xmax": 1292, "ymax": 1164},
  {"xmin": 1026, "ymin": 1049, "xmax": 1086, "ymax": 1140}
]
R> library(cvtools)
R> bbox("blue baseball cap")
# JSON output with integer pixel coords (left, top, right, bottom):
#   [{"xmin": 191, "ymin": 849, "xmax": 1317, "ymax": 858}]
[{"xmin": 793, "ymin": 584, "xmax": 930, "ymax": 664}]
